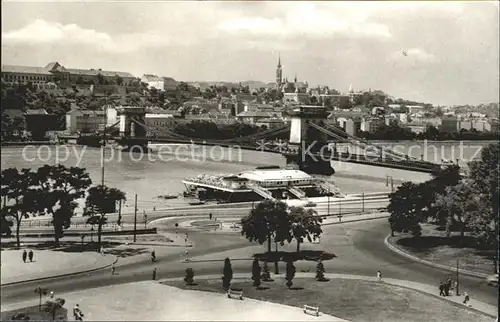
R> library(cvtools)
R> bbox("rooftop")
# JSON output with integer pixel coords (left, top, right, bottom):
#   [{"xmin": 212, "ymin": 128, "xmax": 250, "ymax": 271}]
[
  {"xmin": 2, "ymin": 65, "xmax": 52, "ymax": 75},
  {"xmin": 238, "ymin": 169, "xmax": 311, "ymax": 182}
]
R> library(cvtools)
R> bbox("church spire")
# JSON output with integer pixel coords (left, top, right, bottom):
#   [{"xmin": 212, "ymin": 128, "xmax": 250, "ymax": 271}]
[{"xmin": 277, "ymin": 53, "xmax": 281, "ymax": 67}]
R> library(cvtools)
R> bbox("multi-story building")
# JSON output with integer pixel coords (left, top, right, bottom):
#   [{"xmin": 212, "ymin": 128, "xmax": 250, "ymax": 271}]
[
  {"xmin": 2, "ymin": 62, "xmax": 136, "ymax": 86},
  {"xmin": 439, "ymin": 117, "xmax": 459, "ymax": 133},
  {"xmin": 145, "ymin": 114, "xmax": 177, "ymax": 137},
  {"xmin": 405, "ymin": 123, "xmax": 427, "ymax": 134},
  {"xmin": 236, "ymin": 111, "xmax": 278, "ymax": 124},
  {"xmin": 140, "ymin": 75, "xmax": 179, "ymax": 91},
  {"xmin": 407, "ymin": 105, "xmax": 425, "ymax": 114},
  {"xmin": 65, "ymin": 109, "xmax": 106, "ymax": 133},
  {"xmin": 361, "ymin": 117, "xmax": 385, "ymax": 133}
]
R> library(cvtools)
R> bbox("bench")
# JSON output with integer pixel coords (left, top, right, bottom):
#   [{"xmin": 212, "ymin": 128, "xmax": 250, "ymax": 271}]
[
  {"xmin": 227, "ymin": 289, "xmax": 244, "ymax": 300},
  {"xmin": 303, "ymin": 304, "xmax": 319, "ymax": 316}
]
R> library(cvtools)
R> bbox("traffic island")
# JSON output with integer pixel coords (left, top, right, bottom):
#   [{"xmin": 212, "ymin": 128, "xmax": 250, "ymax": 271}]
[
  {"xmin": 386, "ymin": 223, "xmax": 495, "ymax": 277},
  {"xmin": 163, "ymin": 277, "xmax": 494, "ymax": 322}
]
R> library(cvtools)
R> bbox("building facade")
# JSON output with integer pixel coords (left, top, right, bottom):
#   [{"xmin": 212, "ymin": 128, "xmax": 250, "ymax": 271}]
[{"xmin": 2, "ymin": 62, "xmax": 135, "ymax": 86}]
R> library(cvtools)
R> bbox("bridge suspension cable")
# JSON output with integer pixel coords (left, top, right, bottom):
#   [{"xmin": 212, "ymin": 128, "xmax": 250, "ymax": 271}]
[{"xmin": 321, "ymin": 122, "xmax": 421, "ymax": 162}]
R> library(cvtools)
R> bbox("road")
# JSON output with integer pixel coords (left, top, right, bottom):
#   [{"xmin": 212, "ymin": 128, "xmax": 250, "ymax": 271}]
[{"xmin": 2, "ymin": 218, "xmax": 497, "ymax": 309}]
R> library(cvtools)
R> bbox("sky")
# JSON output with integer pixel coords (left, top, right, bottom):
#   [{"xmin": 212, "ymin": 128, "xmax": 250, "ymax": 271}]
[{"xmin": 1, "ymin": 1, "xmax": 499, "ymax": 106}]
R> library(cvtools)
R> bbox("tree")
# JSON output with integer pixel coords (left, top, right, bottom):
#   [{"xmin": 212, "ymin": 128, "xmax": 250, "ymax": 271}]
[
  {"xmin": 114, "ymin": 75, "xmax": 123, "ymax": 86},
  {"xmin": 83, "ymin": 185, "xmax": 126, "ymax": 251},
  {"xmin": 387, "ymin": 182, "xmax": 424, "ymax": 237},
  {"xmin": 32, "ymin": 165, "xmax": 92, "ymax": 246},
  {"xmin": 184, "ymin": 268, "xmax": 194, "ymax": 285},
  {"xmin": 251, "ymin": 258, "xmax": 261, "ymax": 288},
  {"xmin": 285, "ymin": 260, "xmax": 295, "ymax": 289},
  {"xmin": 468, "ymin": 143, "xmax": 499, "ymax": 262},
  {"xmin": 288, "ymin": 207, "xmax": 323, "ymax": 252},
  {"xmin": 1, "ymin": 168, "xmax": 38, "ymax": 247},
  {"xmin": 222, "ymin": 257, "xmax": 233, "ymax": 290},
  {"xmin": 96, "ymin": 73, "xmax": 105, "ymax": 85},
  {"xmin": 316, "ymin": 260, "xmax": 328, "ymax": 281},
  {"xmin": 261, "ymin": 261, "xmax": 271, "ymax": 281},
  {"xmin": 1, "ymin": 210, "xmax": 13, "ymax": 237},
  {"xmin": 241, "ymin": 200, "xmax": 290, "ymax": 253},
  {"xmin": 435, "ymin": 182, "xmax": 479, "ymax": 245}
]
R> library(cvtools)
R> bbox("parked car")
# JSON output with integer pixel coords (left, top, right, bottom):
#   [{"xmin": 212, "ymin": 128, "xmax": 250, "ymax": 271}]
[{"xmin": 486, "ymin": 274, "xmax": 498, "ymax": 286}]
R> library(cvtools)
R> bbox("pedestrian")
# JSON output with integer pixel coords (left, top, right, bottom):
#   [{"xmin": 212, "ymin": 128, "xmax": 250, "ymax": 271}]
[
  {"xmin": 22, "ymin": 250, "xmax": 27, "ymax": 263},
  {"xmin": 185, "ymin": 250, "xmax": 189, "ymax": 262},
  {"xmin": 152, "ymin": 268, "xmax": 157, "ymax": 280},
  {"xmin": 151, "ymin": 250, "xmax": 156, "ymax": 263},
  {"xmin": 73, "ymin": 304, "xmax": 84, "ymax": 321},
  {"xmin": 100, "ymin": 247, "xmax": 104, "ymax": 256},
  {"xmin": 209, "ymin": 213, "xmax": 212, "ymax": 220},
  {"xmin": 111, "ymin": 263, "xmax": 116, "ymax": 275},
  {"xmin": 28, "ymin": 250, "xmax": 34, "ymax": 263},
  {"xmin": 439, "ymin": 282, "xmax": 445, "ymax": 296},
  {"xmin": 377, "ymin": 270, "xmax": 382, "ymax": 281},
  {"xmin": 49, "ymin": 291, "xmax": 55, "ymax": 299},
  {"xmin": 153, "ymin": 207, "xmax": 156, "ymax": 211},
  {"xmin": 463, "ymin": 292, "xmax": 470, "ymax": 305},
  {"xmin": 445, "ymin": 278, "xmax": 451, "ymax": 296}
]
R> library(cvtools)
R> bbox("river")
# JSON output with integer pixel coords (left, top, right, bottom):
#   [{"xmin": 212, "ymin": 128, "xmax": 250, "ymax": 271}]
[{"xmin": 0, "ymin": 141, "xmax": 494, "ymax": 213}]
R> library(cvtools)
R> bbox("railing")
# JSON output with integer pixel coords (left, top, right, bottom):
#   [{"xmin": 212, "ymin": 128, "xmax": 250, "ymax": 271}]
[
  {"xmin": 248, "ymin": 184, "xmax": 275, "ymax": 200},
  {"xmin": 288, "ymin": 187, "xmax": 306, "ymax": 198}
]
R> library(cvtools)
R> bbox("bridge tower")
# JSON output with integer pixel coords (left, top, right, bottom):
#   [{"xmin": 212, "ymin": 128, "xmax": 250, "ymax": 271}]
[
  {"xmin": 289, "ymin": 105, "xmax": 329, "ymax": 146},
  {"xmin": 116, "ymin": 106, "xmax": 148, "ymax": 151},
  {"xmin": 287, "ymin": 106, "xmax": 333, "ymax": 175},
  {"xmin": 117, "ymin": 107, "xmax": 146, "ymax": 138}
]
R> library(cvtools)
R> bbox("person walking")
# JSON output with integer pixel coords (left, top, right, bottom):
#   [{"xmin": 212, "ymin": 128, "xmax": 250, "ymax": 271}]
[
  {"xmin": 439, "ymin": 282, "xmax": 445, "ymax": 296},
  {"xmin": 111, "ymin": 263, "xmax": 116, "ymax": 275},
  {"xmin": 185, "ymin": 250, "xmax": 189, "ymax": 262},
  {"xmin": 152, "ymin": 268, "xmax": 157, "ymax": 281},
  {"xmin": 22, "ymin": 250, "xmax": 27, "ymax": 263},
  {"xmin": 73, "ymin": 304, "xmax": 84, "ymax": 321},
  {"xmin": 377, "ymin": 270, "xmax": 382, "ymax": 282},
  {"xmin": 463, "ymin": 292, "xmax": 470, "ymax": 305},
  {"xmin": 445, "ymin": 278, "xmax": 451, "ymax": 296},
  {"xmin": 28, "ymin": 250, "xmax": 34, "ymax": 263},
  {"xmin": 151, "ymin": 250, "xmax": 156, "ymax": 263},
  {"xmin": 209, "ymin": 213, "xmax": 212, "ymax": 220}
]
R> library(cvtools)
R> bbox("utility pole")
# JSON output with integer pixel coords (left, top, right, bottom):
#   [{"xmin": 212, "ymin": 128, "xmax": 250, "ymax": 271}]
[
  {"xmin": 390, "ymin": 177, "xmax": 394, "ymax": 192},
  {"xmin": 362, "ymin": 193, "xmax": 365, "ymax": 212},
  {"xmin": 274, "ymin": 240, "xmax": 279, "ymax": 275},
  {"xmin": 144, "ymin": 213, "xmax": 147, "ymax": 229},
  {"xmin": 133, "ymin": 194, "xmax": 138, "ymax": 243},
  {"xmin": 456, "ymin": 258, "xmax": 460, "ymax": 295},
  {"xmin": 327, "ymin": 191, "xmax": 330, "ymax": 216},
  {"xmin": 101, "ymin": 93, "xmax": 108, "ymax": 188}
]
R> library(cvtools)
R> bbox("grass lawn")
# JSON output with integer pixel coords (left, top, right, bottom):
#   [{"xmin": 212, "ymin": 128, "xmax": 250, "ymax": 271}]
[
  {"xmin": 389, "ymin": 223, "xmax": 496, "ymax": 275},
  {"xmin": 163, "ymin": 277, "xmax": 491, "ymax": 322}
]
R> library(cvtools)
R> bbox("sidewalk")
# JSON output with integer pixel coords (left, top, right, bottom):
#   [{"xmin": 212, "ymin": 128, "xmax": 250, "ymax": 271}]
[
  {"xmin": 160, "ymin": 273, "xmax": 497, "ymax": 318},
  {"xmin": 0, "ymin": 249, "xmax": 116, "ymax": 285}
]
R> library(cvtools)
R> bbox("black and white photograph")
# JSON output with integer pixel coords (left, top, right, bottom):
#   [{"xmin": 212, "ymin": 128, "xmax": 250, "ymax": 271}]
[{"xmin": 1, "ymin": 1, "xmax": 498, "ymax": 321}]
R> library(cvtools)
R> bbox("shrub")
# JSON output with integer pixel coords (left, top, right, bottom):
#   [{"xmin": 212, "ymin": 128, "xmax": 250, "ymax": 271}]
[
  {"xmin": 222, "ymin": 258, "xmax": 233, "ymax": 290},
  {"xmin": 184, "ymin": 268, "xmax": 194, "ymax": 285},
  {"xmin": 261, "ymin": 261, "xmax": 271, "ymax": 281},
  {"xmin": 285, "ymin": 260, "xmax": 296, "ymax": 289},
  {"xmin": 11, "ymin": 312, "xmax": 29, "ymax": 320},
  {"xmin": 316, "ymin": 260, "xmax": 328, "ymax": 282},
  {"xmin": 251, "ymin": 258, "xmax": 261, "ymax": 288}
]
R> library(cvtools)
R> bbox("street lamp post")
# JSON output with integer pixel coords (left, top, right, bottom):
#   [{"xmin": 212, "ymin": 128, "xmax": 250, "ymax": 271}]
[{"xmin": 456, "ymin": 258, "xmax": 460, "ymax": 296}]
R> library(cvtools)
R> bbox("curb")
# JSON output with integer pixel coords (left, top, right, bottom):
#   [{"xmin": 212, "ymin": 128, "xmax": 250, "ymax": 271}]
[
  {"xmin": 323, "ymin": 214, "xmax": 389, "ymax": 226},
  {"xmin": 1, "ymin": 255, "xmax": 118, "ymax": 286},
  {"xmin": 384, "ymin": 235, "xmax": 489, "ymax": 279},
  {"xmin": 158, "ymin": 273, "xmax": 495, "ymax": 318}
]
